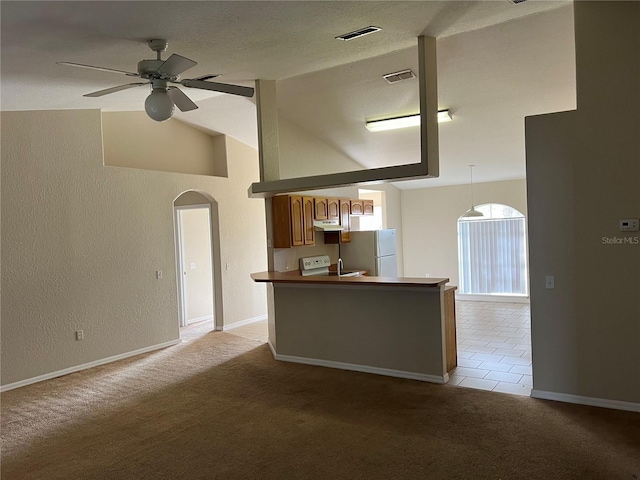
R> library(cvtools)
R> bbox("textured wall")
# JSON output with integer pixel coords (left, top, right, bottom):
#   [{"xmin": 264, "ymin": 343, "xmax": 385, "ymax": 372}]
[
  {"xmin": 0, "ymin": 110, "xmax": 267, "ymax": 386},
  {"xmin": 103, "ymin": 112, "xmax": 228, "ymax": 177},
  {"xmin": 525, "ymin": 1, "xmax": 640, "ymax": 405},
  {"xmin": 401, "ymin": 180, "xmax": 527, "ymax": 287},
  {"xmin": 278, "ymin": 115, "xmax": 364, "ymax": 179}
]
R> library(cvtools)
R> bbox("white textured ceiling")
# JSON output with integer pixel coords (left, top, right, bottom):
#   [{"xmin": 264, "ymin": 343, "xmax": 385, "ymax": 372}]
[{"xmin": 1, "ymin": 0, "xmax": 576, "ymax": 188}]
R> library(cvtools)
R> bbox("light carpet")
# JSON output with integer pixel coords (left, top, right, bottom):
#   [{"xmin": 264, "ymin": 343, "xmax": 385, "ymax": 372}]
[{"xmin": 1, "ymin": 330, "xmax": 639, "ymax": 479}]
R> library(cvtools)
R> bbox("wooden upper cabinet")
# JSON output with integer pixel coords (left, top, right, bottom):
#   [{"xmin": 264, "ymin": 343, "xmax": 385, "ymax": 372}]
[
  {"xmin": 289, "ymin": 195, "xmax": 304, "ymax": 247},
  {"xmin": 339, "ymin": 200, "xmax": 351, "ymax": 243},
  {"xmin": 272, "ymin": 195, "xmax": 314, "ymax": 248},
  {"xmin": 350, "ymin": 199, "xmax": 364, "ymax": 216},
  {"xmin": 327, "ymin": 198, "xmax": 340, "ymax": 220},
  {"xmin": 303, "ymin": 196, "xmax": 315, "ymax": 245},
  {"xmin": 362, "ymin": 199, "xmax": 374, "ymax": 215},
  {"xmin": 314, "ymin": 198, "xmax": 328, "ymax": 220}
]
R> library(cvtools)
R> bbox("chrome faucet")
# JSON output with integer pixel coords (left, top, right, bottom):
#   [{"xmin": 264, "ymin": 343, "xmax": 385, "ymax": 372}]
[{"xmin": 337, "ymin": 258, "xmax": 343, "ymax": 277}]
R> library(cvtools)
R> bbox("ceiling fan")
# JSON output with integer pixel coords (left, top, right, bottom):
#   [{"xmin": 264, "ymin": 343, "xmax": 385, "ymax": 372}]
[{"xmin": 58, "ymin": 39, "xmax": 254, "ymax": 122}]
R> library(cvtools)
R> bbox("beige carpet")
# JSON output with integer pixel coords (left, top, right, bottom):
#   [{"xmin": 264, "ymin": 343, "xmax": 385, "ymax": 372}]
[{"xmin": 1, "ymin": 330, "xmax": 639, "ymax": 480}]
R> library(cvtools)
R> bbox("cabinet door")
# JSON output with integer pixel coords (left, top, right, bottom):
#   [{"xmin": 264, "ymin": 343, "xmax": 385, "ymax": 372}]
[
  {"xmin": 272, "ymin": 195, "xmax": 292, "ymax": 248},
  {"xmin": 315, "ymin": 198, "xmax": 328, "ymax": 220},
  {"xmin": 339, "ymin": 200, "xmax": 351, "ymax": 243},
  {"xmin": 290, "ymin": 195, "xmax": 304, "ymax": 247},
  {"xmin": 363, "ymin": 199, "xmax": 374, "ymax": 215},
  {"xmin": 327, "ymin": 198, "xmax": 340, "ymax": 220},
  {"xmin": 350, "ymin": 199, "xmax": 364, "ymax": 216},
  {"xmin": 303, "ymin": 196, "xmax": 315, "ymax": 245}
]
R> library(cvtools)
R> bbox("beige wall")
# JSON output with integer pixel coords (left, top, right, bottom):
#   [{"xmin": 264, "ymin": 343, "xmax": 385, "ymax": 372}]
[
  {"xmin": 103, "ymin": 112, "xmax": 228, "ymax": 177},
  {"xmin": 0, "ymin": 110, "xmax": 267, "ymax": 387},
  {"xmin": 278, "ymin": 115, "xmax": 363, "ymax": 179},
  {"xmin": 401, "ymin": 180, "xmax": 527, "ymax": 287},
  {"xmin": 273, "ymin": 284, "xmax": 445, "ymax": 380},
  {"xmin": 525, "ymin": 1, "xmax": 639, "ymax": 406}
]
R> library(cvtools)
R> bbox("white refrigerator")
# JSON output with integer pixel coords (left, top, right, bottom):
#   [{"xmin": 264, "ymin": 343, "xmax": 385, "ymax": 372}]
[{"xmin": 340, "ymin": 229, "xmax": 398, "ymax": 277}]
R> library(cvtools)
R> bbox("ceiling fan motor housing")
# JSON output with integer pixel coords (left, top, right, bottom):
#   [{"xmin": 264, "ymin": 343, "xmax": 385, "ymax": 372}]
[{"xmin": 137, "ymin": 59, "xmax": 178, "ymax": 81}]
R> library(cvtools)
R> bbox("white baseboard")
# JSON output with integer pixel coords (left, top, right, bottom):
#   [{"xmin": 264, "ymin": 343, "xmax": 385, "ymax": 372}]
[
  {"xmin": 531, "ymin": 389, "xmax": 640, "ymax": 413},
  {"xmin": 0, "ymin": 339, "xmax": 182, "ymax": 393},
  {"xmin": 272, "ymin": 350, "xmax": 447, "ymax": 384},
  {"xmin": 267, "ymin": 340, "xmax": 277, "ymax": 357},
  {"xmin": 223, "ymin": 314, "xmax": 267, "ymax": 331},
  {"xmin": 457, "ymin": 294, "xmax": 530, "ymax": 304}
]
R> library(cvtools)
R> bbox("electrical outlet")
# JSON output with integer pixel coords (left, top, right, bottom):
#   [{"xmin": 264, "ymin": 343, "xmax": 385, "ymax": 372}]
[
  {"xmin": 425, "ymin": 273, "xmax": 430, "ymax": 278},
  {"xmin": 225, "ymin": 262, "xmax": 230, "ymax": 270},
  {"xmin": 156, "ymin": 270, "xmax": 163, "ymax": 279},
  {"xmin": 76, "ymin": 330, "xmax": 84, "ymax": 341}
]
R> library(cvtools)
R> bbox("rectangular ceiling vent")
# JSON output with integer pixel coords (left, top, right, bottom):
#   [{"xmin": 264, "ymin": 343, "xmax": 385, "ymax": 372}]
[
  {"xmin": 335, "ymin": 26, "xmax": 382, "ymax": 41},
  {"xmin": 383, "ymin": 69, "xmax": 416, "ymax": 85}
]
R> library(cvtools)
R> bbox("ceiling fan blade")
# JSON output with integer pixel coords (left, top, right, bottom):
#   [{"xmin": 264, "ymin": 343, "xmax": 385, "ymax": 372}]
[
  {"xmin": 167, "ymin": 87, "xmax": 198, "ymax": 112},
  {"xmin": 57, "ymin": 62, "xmax": 139, "ymax": 77},
  {"xmin": 83, "ymin": 82, "xmax": 149, "ymax": 97},
  {"xmin": 158, "ymin": 54, "xmax": 197, "ymax": 77},
  {"xmin": 192, "ymin": 74, "xmax": 220, "ymax": 81},
  {"xmin": 181, "ymin": 79, "xmax": 255, "ymax": 98}
]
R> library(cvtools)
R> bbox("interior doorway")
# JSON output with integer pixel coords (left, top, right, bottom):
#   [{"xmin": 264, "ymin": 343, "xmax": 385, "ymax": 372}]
[
  {"xmin": 173, "ymin": 191, "xmax": 223, "ymax": 335},
  {"xmin": 176, "ymin": 205, "xmax": 214, "ymax": 327}
]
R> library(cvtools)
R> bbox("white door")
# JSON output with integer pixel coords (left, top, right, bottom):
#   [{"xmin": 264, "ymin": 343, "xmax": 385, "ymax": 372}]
[{"xmin": 176, "ymin": 206, "xmax": 214, "ymax": 327}]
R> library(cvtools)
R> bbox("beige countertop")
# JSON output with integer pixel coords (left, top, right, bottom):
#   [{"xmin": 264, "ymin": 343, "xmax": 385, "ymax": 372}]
[{"xmin": 250, "ymin": 271, "xmax": 449, "ymax": 288}]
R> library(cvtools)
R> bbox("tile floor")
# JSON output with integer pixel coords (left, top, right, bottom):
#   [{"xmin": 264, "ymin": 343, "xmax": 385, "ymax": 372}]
[
  {"xmin": 180, "ymin": 301, "xmax": 532, "ymax": 397},
  {"xmin": 451, "ymin": 300, "xmax": 532, "ymax": 396},
  {"xmin": 179, "ymin": 319, "xmax": 269, "ymax": 344},
  {"xmin": 226, "ymin": 321, "xmax": 269, "ymax": 343}
]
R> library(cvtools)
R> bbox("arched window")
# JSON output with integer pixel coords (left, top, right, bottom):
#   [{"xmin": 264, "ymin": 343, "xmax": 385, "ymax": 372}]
[{"xmin": 457, "ymin": 204, "xmax": 528, "ymax": 296}]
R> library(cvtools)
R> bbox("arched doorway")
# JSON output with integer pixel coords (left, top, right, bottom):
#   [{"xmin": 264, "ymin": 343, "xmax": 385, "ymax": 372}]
[
  {"xmin": 452, "ymin": 203, "xmax": 532, "ymax": 396},
  {"xmin": 173, "ymin": 191, "xmax": 223, "ymax": 334},
  {"xmin": 457, "ymin": 203, "xmax": 528, "ymax": 297}
]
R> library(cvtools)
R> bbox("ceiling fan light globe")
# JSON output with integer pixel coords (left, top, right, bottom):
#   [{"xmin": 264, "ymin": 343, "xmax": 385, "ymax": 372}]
[{"xmin": 145, "ymin": 91, "xmax": 174, "ymax": 121}]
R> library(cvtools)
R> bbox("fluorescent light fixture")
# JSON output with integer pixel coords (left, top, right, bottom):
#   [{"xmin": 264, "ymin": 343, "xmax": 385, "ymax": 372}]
[
  {"xmin": 365, "ymin": 110, "xmax": 452, "ymax": 132},
  {"xmin": 365, "ymin": 114, "xmax": 419, "ymax": 132},
  {"xmin": 336, "ymin": 26, "xmax": 382, "ymax": 41},
  {"xmin": 438, "ymin": 110, "xmax": 452, "ymax": 122}
]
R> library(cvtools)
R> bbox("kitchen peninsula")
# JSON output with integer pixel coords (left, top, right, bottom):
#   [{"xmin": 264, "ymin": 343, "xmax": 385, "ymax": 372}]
[{"xmin": 251, "ymin": 271, "xmax": 453, "ymax": 384}]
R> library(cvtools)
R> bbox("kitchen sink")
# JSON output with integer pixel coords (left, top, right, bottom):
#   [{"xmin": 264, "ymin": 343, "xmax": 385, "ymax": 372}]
[{"xmin": 326, "ymin": 270, "xmax": 361, "ymax": 277}]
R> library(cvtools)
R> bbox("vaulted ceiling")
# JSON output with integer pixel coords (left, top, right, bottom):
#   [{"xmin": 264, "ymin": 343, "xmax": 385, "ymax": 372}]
[{"xmin": 1, "ymin": 1, "xmax": 576, "ymax": 188}]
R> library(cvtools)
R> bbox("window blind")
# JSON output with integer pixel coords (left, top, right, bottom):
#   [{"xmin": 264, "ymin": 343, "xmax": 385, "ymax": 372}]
[{"xmin": 458, "ymin": 217, "xmax": 528, "ymax": 295}]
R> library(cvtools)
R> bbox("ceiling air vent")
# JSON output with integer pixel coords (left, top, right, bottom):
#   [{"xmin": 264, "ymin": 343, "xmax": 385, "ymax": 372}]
[
  {"xmin": 335, "ymin": 26, "xmax": 382, "ymax": 41},
  {"xmin": 383, "ymin": 69, "xmax": 416, "ymax": 85},
  {"xmin": 507, "ymin": 0, "xmax": 528, "ymax": 4}
]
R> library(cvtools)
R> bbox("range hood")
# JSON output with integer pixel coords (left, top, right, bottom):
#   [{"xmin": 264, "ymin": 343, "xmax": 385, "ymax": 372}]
[{"xmin": 314, "ymin": 220, "xmax": 344, "ymax": 231}]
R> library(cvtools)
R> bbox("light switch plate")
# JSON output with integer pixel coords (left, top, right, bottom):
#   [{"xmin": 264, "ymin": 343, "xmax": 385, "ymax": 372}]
[
  {"xmin": 545, "ymin": 275, "xmax": 555, "ymax": 289},
  {"xmin": 619, "ymin": 218, "xmax": 639, "ymax": 232}
]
